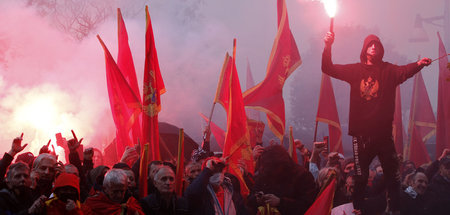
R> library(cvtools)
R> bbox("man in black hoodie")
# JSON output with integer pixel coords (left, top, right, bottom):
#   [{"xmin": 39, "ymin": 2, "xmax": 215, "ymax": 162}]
[{"xmin": 322, "ymin": 32, "xmax": 431, "ymax": 214}]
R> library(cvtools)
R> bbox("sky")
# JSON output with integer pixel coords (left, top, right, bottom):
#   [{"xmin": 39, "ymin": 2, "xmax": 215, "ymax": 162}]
[{"xmin": 0, "ymin": 0, "xmax": 447, "ymax": 158}]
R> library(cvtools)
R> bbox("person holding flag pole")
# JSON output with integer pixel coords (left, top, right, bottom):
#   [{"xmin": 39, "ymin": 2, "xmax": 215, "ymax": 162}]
[{"xmin": 321, "ymin": 2, "xmax": 432, "ymax": 213}]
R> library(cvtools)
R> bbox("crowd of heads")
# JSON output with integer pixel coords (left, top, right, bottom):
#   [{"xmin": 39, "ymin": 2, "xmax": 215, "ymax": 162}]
[{"xmin": 0, "ymin": 134, "xmax": 449, "ymax": 215}]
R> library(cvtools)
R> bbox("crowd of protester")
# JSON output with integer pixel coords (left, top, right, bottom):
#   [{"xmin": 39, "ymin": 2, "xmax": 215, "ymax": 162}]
[{"xmin": 0, "ymin": 133, "xmax": 449, "ymax": 215}]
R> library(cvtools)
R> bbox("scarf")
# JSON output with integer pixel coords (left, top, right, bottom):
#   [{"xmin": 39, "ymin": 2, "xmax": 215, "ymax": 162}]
[
  {"xmin": 404, "ymin": 186, "xmax": 418, "ymax": 199},
  {"xmin": 82, "ymin": 192, "xmax": 144, "ymax": 215},
  {"xmin": 207, "ymin": 184, "xmax": 236, "ymax": 215}
]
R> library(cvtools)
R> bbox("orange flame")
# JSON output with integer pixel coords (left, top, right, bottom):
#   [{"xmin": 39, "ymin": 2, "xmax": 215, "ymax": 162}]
[{"xmin": 322, "ymin": 0, "xmax": 337, "ymax": 18}]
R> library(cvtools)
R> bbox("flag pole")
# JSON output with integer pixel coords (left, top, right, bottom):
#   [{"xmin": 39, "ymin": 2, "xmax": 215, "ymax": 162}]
[
  {"xmin": 313, "ymin": 121, "xmax": 318, "ymax": 142},
  {"xmin": 205, "ymin": 102, "xmax": 216, "ymax": 139}
]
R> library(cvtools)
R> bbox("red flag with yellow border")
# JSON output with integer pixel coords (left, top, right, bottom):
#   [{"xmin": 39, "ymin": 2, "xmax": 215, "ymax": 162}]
[
  {"xmin": 142, "ymin": 6, "xmax": 165, "ymax": 161},
  {"xmin": 214, "ymin": 54, "xmax": 232, "ymax": 113},
  {"xmin": 316, "ymin": 74, "xmax": 343, "ymax": 153},
  {"xmin": 406, "ymin": 72, "xmax": 434, "ymax": 164},
  {"xmin": 243, "ymin": 0, "xmax": 301, "ymax": 140},
  {"xmin": 97, "ymin": 35, "xmax": 141, "ymax": 161},
  {"xmin": 305, "ymin": 177, "xmax": 336, "ymax": 215},
  {"xmin": 223, "ymin": 52, "xmax": 254, "ymax": 197},
  {"xmin": 117, "ymin": 8, "xmax": 143, "ymax": 157}
]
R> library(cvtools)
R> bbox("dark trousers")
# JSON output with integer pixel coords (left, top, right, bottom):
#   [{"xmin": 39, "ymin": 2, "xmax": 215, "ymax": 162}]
[{"xmin": 352, "ymin": 136, "xmax": 401, "ymax": 213}]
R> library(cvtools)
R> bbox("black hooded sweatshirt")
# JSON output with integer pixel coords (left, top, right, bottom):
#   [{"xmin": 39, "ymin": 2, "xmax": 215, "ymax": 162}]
[{"xmin": 322, "ymin": 34, "xmax": 425, "ymax": 137}]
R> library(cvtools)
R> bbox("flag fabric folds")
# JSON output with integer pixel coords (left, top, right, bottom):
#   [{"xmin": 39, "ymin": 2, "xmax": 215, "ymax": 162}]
[
  {"xmin": 243, "ymin": 0, "xmax": 301, "ymax": 140},
  {"xmin": 305, "ymin": 176, "xmax": 337, "ymax": 215},
  {"xmin": 436, "ymin": 32, "xmax": 450, "ymax": 158},
  {"xmin": 214, "ymin": 54, "xmax": 233, "ymax": 113},
  {"xmin": 199, "ymin": 112, "xmax": 225, "ymax": 150},
  {"xmin": 97, "ymin": 35, "xmax": 142, "ymax": 160},
  {"xmin": 392, "ymin": 86, "xmax": 405, "ymax": 155},
  {"xmin": 223, "ymin": 52, "xmax": 254, "ymax": 197},
  {"xmin": 406, "ymin": 72, "xmax": 434, "ymax": 166},
  {"xmin": 142, "ymin": 6, "xmax": 166, "ymax": 162},
  {"xmin": 117, "ymin": 8, "xmax": 143, "ymax": 156},
  {"xmin": 316, "ymin": 74, "xmax": 343, "ymax": 153},
  {"xmin": 409, "ymin": 126, "xmax": 431, "ymax": 167}
]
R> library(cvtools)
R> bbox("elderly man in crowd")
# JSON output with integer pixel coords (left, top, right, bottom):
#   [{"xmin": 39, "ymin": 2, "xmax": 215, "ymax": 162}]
[
  {"xmin": 426, "ymin": 156, "xmax": 450, "ymax": 214},
  {"xmin": 32, "ymin": 153, "xmax": 59, "ymax": 198},
  {"xmin": 83, "ymin": 169, "xmax": 144, "ymax": 214},
  {"xmin": 0, "ymin": 162, "xmax": 47, "ymax": 214},
  {"xmin": 140, "ymin": 166, "xmax": 190, "ymax": 215},
  {"xmin": 400, "ymin": 171, "xmax": 428, "ymax": 215},
  {"xmin": 185, "ymin": 157, "xmax": 248, "ymax": 215}
]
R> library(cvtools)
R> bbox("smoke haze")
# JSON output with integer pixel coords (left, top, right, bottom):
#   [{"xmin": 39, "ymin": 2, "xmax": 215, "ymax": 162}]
[{"xmin": 0, "ymin": 0, "xmax": 446, "ymax": 157}]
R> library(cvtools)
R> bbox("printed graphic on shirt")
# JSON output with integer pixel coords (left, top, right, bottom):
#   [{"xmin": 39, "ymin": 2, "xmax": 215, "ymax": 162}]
[{"xmin": 360, "ymin": 76, "xmax": 379, "ymax": 101}]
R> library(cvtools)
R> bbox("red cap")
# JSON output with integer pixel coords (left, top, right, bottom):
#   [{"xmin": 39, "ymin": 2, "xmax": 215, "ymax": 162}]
[{"xmin": 54, "ymin": 173, "xmax": 80, "ymax": 195}]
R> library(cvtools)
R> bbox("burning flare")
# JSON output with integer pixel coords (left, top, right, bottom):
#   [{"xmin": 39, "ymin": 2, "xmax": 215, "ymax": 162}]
[{"xmin": 322, "ymin": 0, "xmax": 337, "ymax": 18}]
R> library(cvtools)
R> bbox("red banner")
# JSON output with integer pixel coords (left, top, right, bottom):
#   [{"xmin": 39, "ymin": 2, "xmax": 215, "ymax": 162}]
[
  {"xmin": 436, "ymin": 32, "xmax": 450, "ymax": 158},
  {"xmin": 305, "ymin": 177, "xmax": 337, "ymax": 215},
  {"xmin": 117, "ymin": 8, "xmax": 143, "ymax": 157},
  {"xmin": 406, "ymin": 72, "xmax": 434, "ymax": 164},
  {"xmin": 214, "ymin": 53, "xmax": 232, "ymax": 113},
  {"xmin": 142, "ymin": 6, "xmax": 166, "ymax": 162},
  {"xmin": 223, "ymin": 53, "xmax": 253, "ymax": 197},
  {"xmin": 316, "ymin": 74, "xmax": 343, "ymax": 153},
  {"xmin": 97, "ymin": 35, "xmax": 141, "ymax": 160},
  {"xmin": 243, "ymin": 0, "xmax": 301, "ymax": 140}
]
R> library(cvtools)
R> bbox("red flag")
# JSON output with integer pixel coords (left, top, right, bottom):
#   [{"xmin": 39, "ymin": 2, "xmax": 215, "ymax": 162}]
[
  {"xmin": 243, "ymin": 0, "xmax": 301, "ymax": 140},
  {"xmin": 406, "ymin": 72, "xmax": 434, "ymax": 164},
  {"xmin": 97, "ymin": 35, "xmax": 142, "ymax": 160},
  {"xmin": 305, "ymin": 177, "xmax": 337, "ymax": 215},
  {"xmin": 409, "ymin": 126, "xmax": 431, "ymax": 166},
  {"xmin": 223, "ymin": 52, "xmax": 254, "ymax": 197},
  {"xmin": 436, "ymin": 32, "xmax": 450, "ymax": 157},
  {"xmin": 393, "ymin": 86, "xmax": 405, "ymax": 155},
  {"xmin": 316, "ymin": 74, "xmax": 343, "ymax": 153},
  {"xmin": 288, "ymin": 126, "xmax": 298, "ymax": 164},
  {"xmin": 142, "ymin": 6, "xmax": 166, "ymax": 161},
  {"xmin": 199, "ymin": 112, "xmax": 225, "ymax": 150},
  {"xmin": 214, "ymin": 54, "xmax": 232, "ymax": 113},
  {"xmin": 117, "ymin": 8, "xmax": 142, "ymax": 149},
  {"xmin": 175, "ymin": 129, "xmax": 185, "ymax": 196}
]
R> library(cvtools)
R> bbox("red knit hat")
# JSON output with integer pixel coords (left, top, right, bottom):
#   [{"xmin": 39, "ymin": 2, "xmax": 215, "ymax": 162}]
[{"xmin": 54, "ymin": 173, "xmax": 80, "ymax": 195}]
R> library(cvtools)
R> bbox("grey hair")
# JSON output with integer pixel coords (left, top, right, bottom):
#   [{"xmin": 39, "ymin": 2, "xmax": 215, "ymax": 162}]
[
  {"xmin": 6, "ymin": 162, "xmax": 30, "ymax": 180},
  {"xmin": 317, "ymin": 167, "xmax": 338, "ymax": 188},
  {"xmin": 103, "ymin": 169, "xmax": 128, "ymax": 187},
  {"xmin": 154, "ymin": 166, "xmax": 175, "ymax": 181},
  {"xmin": 32, "ymin": 153, "xmax": 56, "ymax": 170}
]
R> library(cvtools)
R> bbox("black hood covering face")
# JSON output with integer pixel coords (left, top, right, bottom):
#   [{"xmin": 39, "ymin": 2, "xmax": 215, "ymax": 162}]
[{"xmin": 360, "ymin": 34, "xmax": 384, "ymax": 64}]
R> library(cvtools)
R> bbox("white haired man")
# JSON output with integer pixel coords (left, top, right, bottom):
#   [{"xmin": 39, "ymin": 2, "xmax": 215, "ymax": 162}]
[{"xmin": 82, "ymin": 169, "xmax": 144, "ymax": 214}]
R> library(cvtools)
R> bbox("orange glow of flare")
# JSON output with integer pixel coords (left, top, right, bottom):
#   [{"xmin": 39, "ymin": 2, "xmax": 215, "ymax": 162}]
[{"xmin": 322, "ymin": 0, "xmax": 337, "ymax": 17}]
